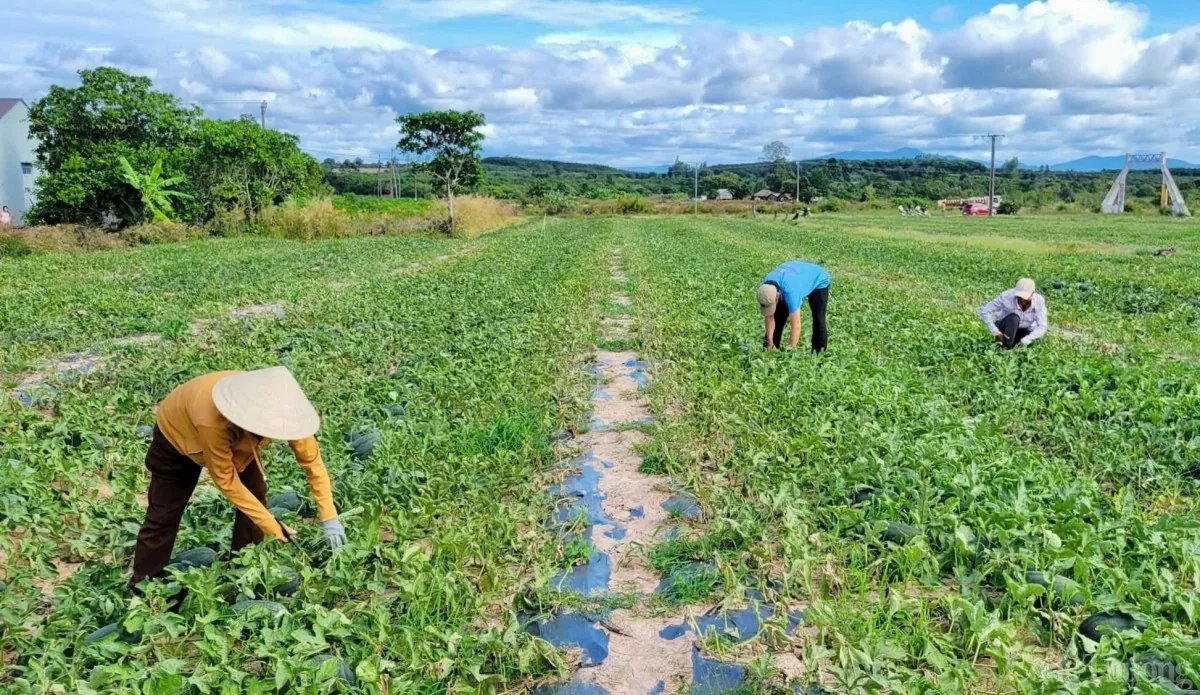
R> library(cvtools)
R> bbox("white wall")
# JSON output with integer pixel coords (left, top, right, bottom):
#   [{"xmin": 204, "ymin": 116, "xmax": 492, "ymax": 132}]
[{"xmin": 0, "ymin": 101, "xmax": 39, "ymax": 226}]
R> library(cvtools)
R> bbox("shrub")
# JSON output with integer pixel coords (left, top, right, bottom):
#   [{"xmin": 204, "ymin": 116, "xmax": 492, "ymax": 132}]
[
  {"xmin": 438, "ymin": 196, "xmax": 518, "ymax": 238},
  {"xmin": 205, "ymin": 205, "xmax": 256, "ymax": 237},
  {"xmin": 538, "ymin": 190, "xmax": 579, "ymax": 216},
  {"xmin": 814, "ymin": 197, "xmax": 847, "ymax": 213},
  {"xmin": 997, "ymin": 199, "xmax": 1021, "ymax": 215},
  {"xmin": 617, "ymin": 195, "xmax": 654, "ymax": 215},
  {"xmin": 0, "ymin": 225, "xmax": 126, "ymax": 253},
  {"xmin": 0, "ymin": 235, "xmax": 33, "ymax": 258},
  {"xmin": 259, "ymin": 198, "xmax": 353, "ymax": 241},
  {"xmin": 118, "ymin": 221, "xmax": 201, "ymax": 245}
]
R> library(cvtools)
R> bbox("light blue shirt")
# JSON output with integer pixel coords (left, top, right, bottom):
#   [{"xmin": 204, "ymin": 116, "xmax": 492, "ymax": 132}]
[{"xmin": 763, "ymin": 261, "xmax": 830, "ymax": 313}]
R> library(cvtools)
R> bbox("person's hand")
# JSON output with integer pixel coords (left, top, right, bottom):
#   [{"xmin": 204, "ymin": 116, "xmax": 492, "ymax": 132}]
[
  {"xmin": 321, "ymin": 517, "xmax": 348, "ymax": 549},
  {"xmin": 277, "ymin": 523, "xmax": 297, "ymax": 543},
  {"xmin": 994, "ymin": 332, "xmax": 1005, "ymax": 343}
]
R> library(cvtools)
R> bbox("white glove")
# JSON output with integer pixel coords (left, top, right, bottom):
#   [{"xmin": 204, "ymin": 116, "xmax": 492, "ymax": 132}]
[{"xmin": 321, "ymin": 517, "xmax": 348, "ymax": 549}]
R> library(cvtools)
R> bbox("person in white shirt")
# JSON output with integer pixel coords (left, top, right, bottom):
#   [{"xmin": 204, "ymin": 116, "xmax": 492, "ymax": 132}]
[
  {"xmin": 978, "ymin": 278, "xmax": 1048, "ymax": 349},
  {"xmin": 0, "ymin": 206, "xmax": 11, "ymax": 226}
]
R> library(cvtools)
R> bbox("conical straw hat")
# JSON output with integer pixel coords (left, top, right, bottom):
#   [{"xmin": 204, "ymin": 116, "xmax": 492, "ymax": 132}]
[{"xmin": 212, "ymin": 367, "xmax": 320, "ymax": 440}]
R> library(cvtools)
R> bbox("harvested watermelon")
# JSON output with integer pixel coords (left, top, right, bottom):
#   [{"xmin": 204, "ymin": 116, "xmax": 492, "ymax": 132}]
[
  {"xmin": 267, "ymin": 490, "xmax": 302, "ymax": 512},
  {"xmin": 255, "ymin": 567, "xmax": 300, "ymax": 598},
  {"xmin": 231, "ymin": 600, "xmax": 287, "ymax": 618},
  {"xmin": 311, "ymin": 654, "xmax": 357, "ymax": 684},
  {"xmin": 1078, "ymin": 611, "xmax": 1144, "ymax": 642},
  {"xmin": 83, "ymin": 622, "xmax": 142, "ymax": 645},
  {"xmin": 170, "ymin": 547, "xmax": 216, "ymax": 569},
  {"xmin": 1025, "ymin": 570, "xmax": 1084, "ymax": 606},
  {"xmin": 343, "ymin": 429, "xmax": 382, "ymax": 461}
]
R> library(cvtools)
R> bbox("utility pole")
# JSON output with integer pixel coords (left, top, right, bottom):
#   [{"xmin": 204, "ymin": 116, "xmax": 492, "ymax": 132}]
[
  {"xmin": 979, "ymin": 133, "xmax": 1005, "ymax": 216},
  {"xmin": 260, "ymin": 100, "xmax": 267, "ymax": 128},
  {"xmin": 694, "ymin": 162, "xmax": 699, "ymax": 216},
  {"xmin": 795, "ymin": 161, "xmax": 801, "ymax": 203}
]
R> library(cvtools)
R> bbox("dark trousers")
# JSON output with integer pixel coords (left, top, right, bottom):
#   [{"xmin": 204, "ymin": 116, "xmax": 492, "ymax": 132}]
[
  {"xmin": 997, "ymin": 313, "xmax": 1031, "ymax": 350},
  {"xmin": 765, "ymin": 287, "xmax": 830, "ymax": 353},
  {"xmin": 131, "ymin": 427, "xmax": 267, "ymax": 585}
]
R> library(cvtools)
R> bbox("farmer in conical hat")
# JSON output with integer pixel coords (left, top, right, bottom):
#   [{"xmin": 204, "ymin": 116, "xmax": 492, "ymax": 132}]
[
  {"xmin": 756, "ymin": 260, "xmax": 831, "ymax": 353},
  {"xmin": 977, "ymin": 278, "xmax": 1048, "ymax": 349},
  {"xmin": 130, "ymin": 367, "xmax": 347, "ymax": 586}
]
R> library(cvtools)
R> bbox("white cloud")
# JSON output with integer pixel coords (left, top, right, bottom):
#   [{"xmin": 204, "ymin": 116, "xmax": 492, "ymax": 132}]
[{"xmin": 6, "ymin": 0, "xmax": 1200, "ymax": 165}]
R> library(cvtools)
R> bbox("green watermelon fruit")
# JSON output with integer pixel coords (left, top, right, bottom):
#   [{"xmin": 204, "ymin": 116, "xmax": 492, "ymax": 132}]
[
  {"xmin": 881, "ymin": 522, "xmax": 921, "ymax": 544},
  {"xmin": 384, "ymin": 403, "xmax": 405, "ymax": 419},
  {"xmin": 1079, "ymin": 611, "xmax": 1144, "ymax": 642},
  {"xmin": 255, "ymin": 567, "xmax": 300, "ymax": 598},
  {"xmin": 231, "ymin": 600, "xmax": 287, "ymax": 618},
  {"xmin": 343, "ymin": 429, "xmax": 382, "ymax": 461},
  {"xmin": 1025, "ymin": 570, "xmax": 1085, "ymax": 606},
  {"xmin": 268, "ymin": 506, "xmax": 291, "ymax": 518},
  {"xmin": 851, "ymin": 487, "xmax": 884, "ymax": 506},
  {"xmin": 267, "ymin": 490, "xmax": 302, "ymax": 512},
  {"xmin": 135, "ymin": 424, "xmax": 154, "ymax": 439},
  {"xmin": 311, "ymin": 654, "xmax": 357, "ymax": 684},
  {"xmin": 83, "ymin": 622, "xmax": 142, "ymax": 645},
  {"xmin": 170, "ymin": 547, "xmax": 216, "ymax": 569}
]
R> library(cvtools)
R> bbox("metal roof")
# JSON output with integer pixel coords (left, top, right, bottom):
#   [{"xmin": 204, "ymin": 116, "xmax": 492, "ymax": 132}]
[{"xmin": 0, "ymin": 98, "xmax": 26, "ymax": 120}]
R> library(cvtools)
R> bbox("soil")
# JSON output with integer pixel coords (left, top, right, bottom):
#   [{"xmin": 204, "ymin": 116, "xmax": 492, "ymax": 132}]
[
  {"xmin": 111, "ymin": 333, "xmax": 163, "ymax": 346},
  {"xmin": 231, "ymin": 302, "xmax": 285, "ymax": 319},
  {"xmin": 576, "ymin": 610, "xmax": 694, "ymax": 695}
]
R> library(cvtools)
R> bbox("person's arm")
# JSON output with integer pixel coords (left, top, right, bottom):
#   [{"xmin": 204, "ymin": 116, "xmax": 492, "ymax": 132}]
[
  {"xmin": 1021, "ymin": 299, "xmax": 1049, "ymax": 345},
  {"xmin": 197, "ymin": 426, "xmax": 285, "ymax": 540},
  {"xmin": 764, "ymin": 314, "xmax": 776, "ymax": 349},
  {"xmin": 289, "ymin": 437, "xmax": 338, "ymax": 522},
  {"xmin": 977, "ymin": 295, "xmax": 1004, "ymax": 336},
  {"xmin": 788, "ymin": 309, "xmax": 802, "ymax": 349}
]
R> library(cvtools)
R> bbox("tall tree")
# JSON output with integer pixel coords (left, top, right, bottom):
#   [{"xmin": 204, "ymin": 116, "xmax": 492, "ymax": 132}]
[
  {"xmin": 27, "ymin": 67, "xmax": 200, "ymax": 224},
  {"xmin": 760, "ymin": 141, "xmax": 791, "ymax": 163},
  {"xmin": 396, "ymin": 110, "xmax": 486, "ymax": 230}
]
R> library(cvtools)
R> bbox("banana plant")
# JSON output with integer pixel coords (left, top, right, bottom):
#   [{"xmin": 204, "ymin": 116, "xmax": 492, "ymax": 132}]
[{"xmin": 117, "ymin": 156, "xmax": 193, "ymax": 223}]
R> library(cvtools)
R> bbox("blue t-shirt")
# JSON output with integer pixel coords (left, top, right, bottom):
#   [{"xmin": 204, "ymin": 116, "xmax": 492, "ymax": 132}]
[{"xmin": 763, "ymin": 261, "xmax": 830, "ymax": 313}]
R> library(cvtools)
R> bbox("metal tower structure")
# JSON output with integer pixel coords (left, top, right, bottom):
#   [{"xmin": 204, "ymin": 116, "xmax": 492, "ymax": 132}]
[{"xmin": 1102, "ymin": 152, "xmax": 1191, "ymax": 216}]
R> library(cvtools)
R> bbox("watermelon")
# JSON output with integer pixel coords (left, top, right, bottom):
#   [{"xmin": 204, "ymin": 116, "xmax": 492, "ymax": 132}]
[
  {"xmin": 83, "ymin": 622, "xmax": 142, "ymax": 645},
  {"xmin": 1025, "ymin": 571, "xmax": 1085, "ymax": 606},
  {"xmin": 1078, "ymin": 611, "xmax": 1144, "ymax": 642},
  {"xmin": 384, "ymin": 403, "xmax": 405, "ymax": 419},
  {"xmin": 170, "ymin": 547, "xmax": 217, "ymax": 569},
  {"xmin": 66, "ymin": 432, "xmax": 105, "ymax": 450},
  {"xmin": 135, "ymin": 424, "xmax": 154, "ymax": 440},
  {"xmin": 881, "ymin": 522, "xmax": 921, "ymax": 544},
  {"xmin": 851, "ymin": 487, "xmax": 884, "ymax": 506},
  {"xmin": 343, "ymin": 429, "xmax": 382, "ymax": 461},
  {"xmin": 256, "ymin": 567, "xmax": 300, "ymax": 598},
  {"xmin": 0, "ymin": 579, "xmax": 6, "ymax": 593},
  {"xmin": 231, "ymin": 600, "xmax": 287, "ymax": 618},
  {"xmin": 311, "ymin": 654, "xmax": 357, "ymax": 685},
  {"xmin": 267, "ymin": 490, "xmax": 302, "ymax": 513},
  {"xmin": 268, "ymin": 506, "xmax": 291, "ymax": 518}
]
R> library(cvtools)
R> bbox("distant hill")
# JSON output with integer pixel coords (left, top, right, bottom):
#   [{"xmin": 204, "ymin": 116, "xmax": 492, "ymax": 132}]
[
  {"xmin": 1047, "ymin": 155, "xmax": 1198, "ymax": 172},
  {"xmin": 483, "ymin": 156, "xmax": 628, "ymax": 175},
  {"xmin": 621, "ymin": 164, "xmax": 672, "ymax": 174},
  {"xmin": 809, "ymin": 147, "xmax": 928, "ymax": 161}
]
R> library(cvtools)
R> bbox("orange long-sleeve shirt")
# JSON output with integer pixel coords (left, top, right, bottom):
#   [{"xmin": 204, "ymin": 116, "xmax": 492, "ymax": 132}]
[{"xmin": 156, "ymin": 371, "xmax": 338, "ymax": 539}]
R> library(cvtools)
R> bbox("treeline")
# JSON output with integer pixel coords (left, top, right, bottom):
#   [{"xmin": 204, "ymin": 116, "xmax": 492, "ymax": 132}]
[
  {"xmin": 324, "ymin": 153, "xmax": 1200, "ymax": 213},
  {"xmin": 28, "ymin": 68, "xmax": 327, "ymax": 227}
]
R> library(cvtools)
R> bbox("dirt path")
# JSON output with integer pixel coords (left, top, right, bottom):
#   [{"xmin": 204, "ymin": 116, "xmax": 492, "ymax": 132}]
[{"xmin": 539, "ymin": 247, "xmax": 811, "ymax": 694}]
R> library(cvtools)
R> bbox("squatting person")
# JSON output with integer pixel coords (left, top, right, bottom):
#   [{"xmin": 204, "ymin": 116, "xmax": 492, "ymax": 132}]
[
  {"xmin": 130, "ymin": 367, "xmax": 348, "ymax": 586},
  {"xmin": 977, "ymin": 278, "xmax": 1048, "ymax": 349},
  {"xmin": 756, "ymin": 260, "xmax": 831, "ymax": 352}
]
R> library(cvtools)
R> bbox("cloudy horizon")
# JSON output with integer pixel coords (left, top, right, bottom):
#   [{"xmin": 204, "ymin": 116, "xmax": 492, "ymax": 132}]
[{"xmin": 2, "ymin": 0, "xmax": 1199, "ymax": 167}]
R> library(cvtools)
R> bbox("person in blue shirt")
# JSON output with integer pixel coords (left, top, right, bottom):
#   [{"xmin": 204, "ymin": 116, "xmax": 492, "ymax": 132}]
[{"xmin": 756, "ymin": 261, "xmax": 831, "ymax": 352}]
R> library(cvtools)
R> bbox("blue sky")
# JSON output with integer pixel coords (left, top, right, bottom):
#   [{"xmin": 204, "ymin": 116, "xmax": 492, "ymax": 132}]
[{"xmin": 3, "ymin": 0, "xmax": 1200, "ymax": 166}]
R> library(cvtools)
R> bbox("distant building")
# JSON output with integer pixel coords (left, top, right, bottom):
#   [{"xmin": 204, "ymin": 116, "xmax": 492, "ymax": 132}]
[
  {"xmin": 778, "ymin": 193, "xmax": 793, "ymax": 202},
  {"xmin": 715, "ymin": 188, "xmax": 733, "ymax": 200},
  {"xmin": 0, "ymin": 99, "xmax": 38, "ymax": 226},
  {"xmin": 751, "ymin": 189, "xmax": 777, "ymax": 201}
]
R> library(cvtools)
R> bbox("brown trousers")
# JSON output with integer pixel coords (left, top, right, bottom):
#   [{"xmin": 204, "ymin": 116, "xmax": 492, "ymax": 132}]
[{"xmin": 130, "ymin": 427, "xmax": 267, "ymax": 585}]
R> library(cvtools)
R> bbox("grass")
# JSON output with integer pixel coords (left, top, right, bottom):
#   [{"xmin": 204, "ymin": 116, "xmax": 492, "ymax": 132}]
[
  {"xmin": 3, "ymin": 211, "xmax": 1199, "ymax": 692},
  {"xmin": 332, "ymin": 194, "xmax": 434, "ymax": 218}
]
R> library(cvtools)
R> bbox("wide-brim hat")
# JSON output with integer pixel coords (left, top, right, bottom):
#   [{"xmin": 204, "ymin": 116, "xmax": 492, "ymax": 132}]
[{"xmin": 212, "ymin": 367, "xmax": 320, "ymax": 440}]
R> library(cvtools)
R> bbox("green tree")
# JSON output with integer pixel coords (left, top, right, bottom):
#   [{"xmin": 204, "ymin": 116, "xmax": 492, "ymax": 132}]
[
  {"xmin": 191, "ymin": 116, "xmax": 325, "ymax": 216},
  {"xmin": 27, "ymin": 67, "xmax": 199, "ymax": 225},
  {"xmin": 760, "ymin": 141, "xmax": 791, "ymax": 163},
  {"xmin": 117, "ymin": 156, "xmax": 193, "ymax": 222},
  {"xmin": 397, "ymin": 110, "xmax": 486, "ymax": 230}
]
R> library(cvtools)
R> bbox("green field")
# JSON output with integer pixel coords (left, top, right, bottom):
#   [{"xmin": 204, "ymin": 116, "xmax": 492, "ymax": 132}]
[
  {"xmin": 2, "ymin": 214, "xmax": 1199, "ymax": 693},
  {"xmin": 331, "ymin": 194, "xmax": 435, "ymax": 218}
]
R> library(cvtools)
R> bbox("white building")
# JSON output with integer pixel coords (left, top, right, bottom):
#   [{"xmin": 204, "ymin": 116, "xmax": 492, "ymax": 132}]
[{"xmin": 0, "ymin": 99, "xmax": 38, "ymax": 226}]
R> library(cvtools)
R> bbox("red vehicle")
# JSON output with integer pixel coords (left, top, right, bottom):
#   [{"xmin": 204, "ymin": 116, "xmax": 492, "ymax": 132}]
[{"xmin": 962, "ymin": 203, "xmax": 990, "ymax": 216}]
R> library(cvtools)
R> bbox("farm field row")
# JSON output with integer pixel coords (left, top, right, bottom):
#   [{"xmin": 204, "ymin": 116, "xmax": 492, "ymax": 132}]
[
  {"xmin": 0, "ymin": 220, "xmax": 615, "ymax": 692},
  {"xmin": 2, "ymin": 213, "xmax": 1198, "ymax": 693},
  {"xmin": 621, "ymin": 216, "xmax": 1200, "ymax": 691}
]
